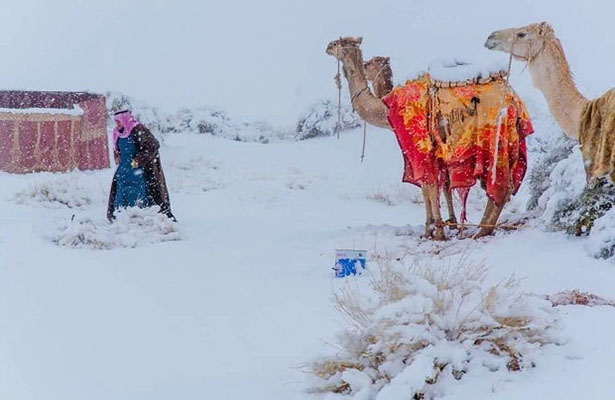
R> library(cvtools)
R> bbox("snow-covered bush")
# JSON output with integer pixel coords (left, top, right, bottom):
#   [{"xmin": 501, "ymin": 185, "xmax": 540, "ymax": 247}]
[
  {"xmin": 585, "ymin": 206, "xmax": 615, "ymax": 259},
  {"xmin": 526, "ymin": 136, "xmax": 576, "ymax": 211},
  {"xmin": 106, "ymin": 91, "xmax": 293, "ymax": 143},
  {"xmin": 525, "ymin": 124, "xmax": 615, "ymax": 258},
  {"xmin": 52, "ymin": 207, "xmax": 180, "ymax": 250},
  {"xmin": 531, "ymin": 146, "xmax": 585, "ymax": 226},
  {"xmin": 13, "ymin": 175, "xmax": 106, "ymax": 209},
  {"xmin": 164, "ymin": 106, "xmax": 291, "ymax": 143},
  {"xmin": 106, "ymin": 91, "xmax": 168, "ymax": 136},
  {"xmin": 307, "ymin": 257, "xmax": 561, "ymax": 399},
  {"xmin": 552, "ymin": 178, "xmax": 615, "ymax": 237},
  {"xmin": 296, "ymin": 100, "xmax": 361, "ymax": 140},
  {"xmin": 108, "ymin": 92, "xmax": 364, "ymax": 142}
]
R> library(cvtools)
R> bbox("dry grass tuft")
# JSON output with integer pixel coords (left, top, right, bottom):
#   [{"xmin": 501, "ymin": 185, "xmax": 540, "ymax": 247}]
[{"xmin": 307, "ymin": 255, "xmax": 562, "ymax": 398}]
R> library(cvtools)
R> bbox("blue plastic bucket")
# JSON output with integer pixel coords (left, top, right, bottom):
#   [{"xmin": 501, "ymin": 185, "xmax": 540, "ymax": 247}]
[{"xmin": 334, "ymin": 249, "xmax": 367, "ymax": 277}]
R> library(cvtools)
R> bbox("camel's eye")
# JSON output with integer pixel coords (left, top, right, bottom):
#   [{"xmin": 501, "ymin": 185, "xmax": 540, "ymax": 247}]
[{"xmin": 517, "ymin": 32, "xmax": 527, "ymax": 38}]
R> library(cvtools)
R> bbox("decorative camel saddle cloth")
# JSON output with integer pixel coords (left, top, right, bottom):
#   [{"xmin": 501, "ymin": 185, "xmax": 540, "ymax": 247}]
[
  {"xmin": 579, "ymin": 88, "xmax": 615, "ymax": 181},
  {"xmin": 383, "ymin": 73, "xmax": 534, "ymax": 207}
]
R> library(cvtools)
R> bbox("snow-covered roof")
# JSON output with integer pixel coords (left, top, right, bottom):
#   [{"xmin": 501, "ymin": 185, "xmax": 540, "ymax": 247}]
[{"xmin": 0, "ymin": 105, "xmax": 83, "ymax": 116}]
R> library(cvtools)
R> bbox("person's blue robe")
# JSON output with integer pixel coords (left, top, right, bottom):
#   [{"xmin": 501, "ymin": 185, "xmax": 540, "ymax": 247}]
[{"xmin": 112, "ymin": 134, "xmax": 151, "ymax": 211}]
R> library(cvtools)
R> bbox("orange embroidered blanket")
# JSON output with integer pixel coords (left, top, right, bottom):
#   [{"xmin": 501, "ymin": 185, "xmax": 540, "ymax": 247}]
[{"xmin": 382, "ymin": 73, "xmax": 533, "ymax": 207}]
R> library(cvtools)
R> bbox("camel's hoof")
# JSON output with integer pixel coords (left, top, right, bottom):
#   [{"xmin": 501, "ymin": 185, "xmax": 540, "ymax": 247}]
[
  {"xmin": 433, "ymin": 229, "xmax": 447, "ymax": 241},
  {"xmin": 423, "ymin": 222, "xmax": 435, "ymax": 239},
  {"xmin": 472, "ymin": 228, "xmax": 494, "ymax": 240}
]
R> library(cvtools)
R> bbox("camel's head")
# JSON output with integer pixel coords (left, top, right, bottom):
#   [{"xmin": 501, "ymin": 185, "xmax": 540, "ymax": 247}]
[
  {"xmin": 485, "ymin": 22, "xmax": 554, "ymax": 61},
  {"xmin": 326, "ymin": 36, "xmax": 363, "ymax": 60},
  {"xmin": 364, "ymin": 56, "xmax": 391, "ymax": 81}
]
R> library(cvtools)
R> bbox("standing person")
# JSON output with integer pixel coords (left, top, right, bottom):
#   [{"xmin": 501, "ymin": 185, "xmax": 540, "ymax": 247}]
[{"xmin": 107, "ymin": 110, "xmax": 176, "ymax": 222}]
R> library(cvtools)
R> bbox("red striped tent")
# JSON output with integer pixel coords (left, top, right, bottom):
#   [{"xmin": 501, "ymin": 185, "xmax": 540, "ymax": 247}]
[{"xmin": 0, "ymin": 91, "xmax": 109, "ymax": 173}]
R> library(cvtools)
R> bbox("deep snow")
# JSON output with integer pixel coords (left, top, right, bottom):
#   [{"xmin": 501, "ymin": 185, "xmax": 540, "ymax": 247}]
[{"xmin": 1, "ymin": 124, "xmax": 615, "ymax": 399}]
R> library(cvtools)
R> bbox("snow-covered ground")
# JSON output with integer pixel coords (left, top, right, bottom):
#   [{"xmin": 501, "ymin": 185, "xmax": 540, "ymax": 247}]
[
  {"xmin": 1, "ymin": 120, "xmax": 615, "ymax": 399},
  {"xmin": 3, "ymin": 1, "xmax": 615, "ymax": 398}
]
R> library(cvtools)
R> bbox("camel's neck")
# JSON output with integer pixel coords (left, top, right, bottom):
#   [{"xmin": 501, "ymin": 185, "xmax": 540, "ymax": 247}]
[
  {"xmin": 528, "ymin": 38, "xmax": 588, "ymax": 140},
  {"xmin": 338, "ymin": 48, "xmax": 390, "ymax": 129},
  {"xmin": 340, "ymin": 47, "xmax": 372, "ymax": 101}
]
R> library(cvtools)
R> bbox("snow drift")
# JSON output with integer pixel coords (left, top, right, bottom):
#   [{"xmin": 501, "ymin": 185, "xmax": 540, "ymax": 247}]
[{"xmin": 52, "ymin": 206, "xmax": 180, "ymax": 250}]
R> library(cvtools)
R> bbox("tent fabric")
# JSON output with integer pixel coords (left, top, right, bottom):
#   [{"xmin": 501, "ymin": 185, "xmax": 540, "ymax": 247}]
[{"xmin": 0, "ymin": 91, "xmax": 109, "ymax": 173}]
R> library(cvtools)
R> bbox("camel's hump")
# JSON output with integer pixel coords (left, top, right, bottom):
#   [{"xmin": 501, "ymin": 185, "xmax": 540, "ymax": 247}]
[{"xmin": 426, "ymin": 58, "xmax": 508, "ymax": 83}]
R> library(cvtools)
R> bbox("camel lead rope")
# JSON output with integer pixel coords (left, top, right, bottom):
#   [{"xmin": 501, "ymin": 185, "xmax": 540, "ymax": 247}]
[
  {"xmin": 361, "ymin": 121, "xmax": 367, "ymax": 162},
  {"xmin": 335, "ymin": 58, "xmax": 342, "ymax": 140},
  {"xmin": 358, "ymin": 61, "xmax": 391, "ymax": 162},
  {"xmin": 491, "ymin": 48, "xmax": 515, "ymax": 184},
  {"xmin": 504, "ymin": 43, "xmax": 514, "ymax": 86}
]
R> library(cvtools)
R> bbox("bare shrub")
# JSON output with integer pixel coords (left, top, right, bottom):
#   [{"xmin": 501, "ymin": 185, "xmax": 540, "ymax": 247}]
[{"xmin": 307, "ymin": 256, "xmax": 561, "ymax": 399}]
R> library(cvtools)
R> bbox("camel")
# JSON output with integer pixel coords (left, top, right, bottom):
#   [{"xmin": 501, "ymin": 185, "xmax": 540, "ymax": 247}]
[
  {"xmin": 326, "ymin": 38, "xmax": 448, "ymax": 240},
  {"xmin": 364, "ymin": 55, "xmax": 459, "ymax": 227},
  {"xmin": 485, "ymin": 22, "xmax": 615, "ymax": 182},
  {"xmin": 326, "ymin": 37, "xmax": 532, "ymax": 240}
]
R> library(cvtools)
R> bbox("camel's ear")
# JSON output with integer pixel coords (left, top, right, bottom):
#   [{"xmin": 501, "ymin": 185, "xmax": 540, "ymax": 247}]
[
  {"xmin": 384, "ymin": 57, "xmax": 390, "ymax": 62},
  {"xmin": 357, "ymin": 37, "xmax": 363, "ymax": 44},
  {"xmin": 538, "ymin": 21, "xmax": 552, "ymax": 35}
]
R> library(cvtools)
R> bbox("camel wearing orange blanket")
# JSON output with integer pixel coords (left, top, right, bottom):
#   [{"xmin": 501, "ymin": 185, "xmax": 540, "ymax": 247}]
[{"xmin": 327, "ymin": 37, "xmax": 533, "ymax": 240}]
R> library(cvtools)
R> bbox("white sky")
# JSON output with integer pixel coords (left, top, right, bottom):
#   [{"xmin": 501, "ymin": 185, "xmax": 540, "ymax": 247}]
[{"xmin": 0, "ymin": 0, "xmax": 613, "ymax": 124}]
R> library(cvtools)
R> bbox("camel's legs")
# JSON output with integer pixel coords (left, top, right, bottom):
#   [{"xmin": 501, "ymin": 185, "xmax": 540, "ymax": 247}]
[
  {"xmin": 473, "ymin": 198, "xmax": 505, "ymax": 239},
  {"xmin": 424, "ymin": 183, "xmax": 446, "ymax": 240},
  {"xmin": 443, "ymin": 176, "xmax": 457, "ymax": 227},
  {"xmin": 421, "ymin": 185, "xmax": 435, "ymax": 238}
]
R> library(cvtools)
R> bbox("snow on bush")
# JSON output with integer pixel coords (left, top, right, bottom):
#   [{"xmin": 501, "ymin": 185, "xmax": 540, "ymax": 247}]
[
  {"xmin": 13, "ymin": 175, "xmax": 106, "ymax": 209},
  {"xmin": 164, "ymin": 107, "xmax": 291, "ymax": 143},
  {"xmin": 296, "ymin": 100, "xmax": 361, "ymax": 140},
  {"xmin": 527, "ymin": 140, "xmax": 615, "ymax": 259},
  {"xmin": 52, "ymin": 207, "xmax": 180, "ymax": 250},
  {"xmin": 106, "ymin": 91, "xmax": 169, "ymax": 137},
  {"xmin": 522, "ymin": 109, "xmax": 615, "ymax": 258},
  {"xmin": 526, "ymin": 136, "xmax": 576, "ymax": 211},
  {"xmin": 553, "ymin": 179, "xmax": 615, "ymax": 236},
  {"xmin": 307, "ymin": 257, "xmax": 561, "ymax": 399},
  {"xmin": 534, "ymin": 148, "xmax": 586, "ymax": 226},
  {"xmin": 108, "ymin": 92, "xmax": 363, "ymax": 142},
  {"xmin": 106, "ymin": 91, "xmax": 293, "ymax": 143},
  {"xmin": 585, "ymin": 207, "xmax": 615, "ymax": 259}
]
